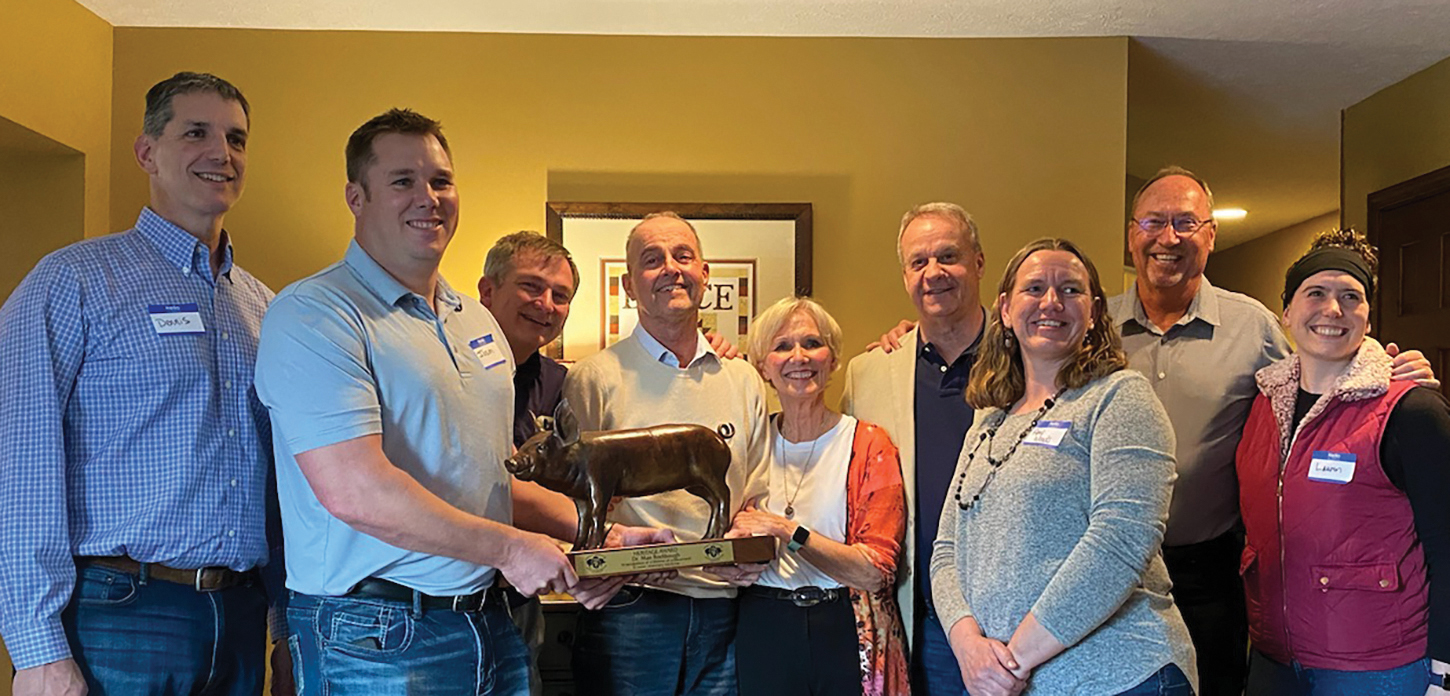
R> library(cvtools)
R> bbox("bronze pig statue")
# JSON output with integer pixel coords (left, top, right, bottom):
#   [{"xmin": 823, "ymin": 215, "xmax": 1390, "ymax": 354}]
[{"xmin": 504, "ymin": 400, "xmax": 735, "ymax": 550}]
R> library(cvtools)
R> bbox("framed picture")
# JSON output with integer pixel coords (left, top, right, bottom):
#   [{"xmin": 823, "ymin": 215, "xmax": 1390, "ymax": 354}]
[{"xmin": 545, "ymin": 202, "xmax": 813, "ymax": 361}]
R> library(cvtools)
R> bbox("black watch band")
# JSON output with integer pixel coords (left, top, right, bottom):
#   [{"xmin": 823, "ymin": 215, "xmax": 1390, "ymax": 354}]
[{"xmin": 788, "ymin": 525, "xmax": 811, "ymax": 552}]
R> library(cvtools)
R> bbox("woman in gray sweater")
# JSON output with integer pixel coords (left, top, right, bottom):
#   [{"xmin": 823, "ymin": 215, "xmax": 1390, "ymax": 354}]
[{"xmin": 930, "ymin": 238, "xmax": 1196, "ymax": 695}]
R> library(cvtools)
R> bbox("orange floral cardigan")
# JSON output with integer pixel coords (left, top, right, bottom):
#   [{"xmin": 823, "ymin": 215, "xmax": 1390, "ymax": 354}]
[{"xmin": 846, "ymin": 421, "xmax": 910, "ymax": 696}]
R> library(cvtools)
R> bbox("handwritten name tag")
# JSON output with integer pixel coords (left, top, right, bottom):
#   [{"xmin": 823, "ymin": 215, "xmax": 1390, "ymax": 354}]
[
  {"xmin": 1307, "ymin": 451, "xmax": 1356, "ymax": 484},
  {"xmin": 1024, "ymin": 420, "xmax": 1071, "ymax": 448},
  {"xmin": 469, "ymin": 334, "xmax": 507, "ymax": 370},
  {"xmin": 148, "ymin": 303, "xmax": 205, "ymax": 335}
]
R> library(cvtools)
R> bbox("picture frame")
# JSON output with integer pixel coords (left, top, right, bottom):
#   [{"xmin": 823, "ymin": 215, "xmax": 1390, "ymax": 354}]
[{"xmin": 544, "ymin": 202, "xmax": 813, "ymax": 361}]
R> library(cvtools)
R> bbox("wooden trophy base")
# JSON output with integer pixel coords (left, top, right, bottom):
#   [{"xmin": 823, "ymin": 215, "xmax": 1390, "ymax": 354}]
[{"xmin": 567, "ymin": 535, "xmax": 776, "ymax": 578}]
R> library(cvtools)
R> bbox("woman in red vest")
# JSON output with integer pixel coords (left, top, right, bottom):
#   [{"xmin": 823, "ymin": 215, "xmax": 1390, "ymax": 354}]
[{"xmin": 1236, "ymin": 229, "xmax": 1450, "ymax": 695}]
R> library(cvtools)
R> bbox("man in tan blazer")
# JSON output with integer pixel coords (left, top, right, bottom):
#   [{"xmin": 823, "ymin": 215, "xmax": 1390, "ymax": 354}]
[{"xmin": 840, "ymin": 202, "xmax": 986, "ymax": 696}]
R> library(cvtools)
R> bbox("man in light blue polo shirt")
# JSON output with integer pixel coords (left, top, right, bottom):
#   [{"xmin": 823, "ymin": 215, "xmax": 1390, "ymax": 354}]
[{"xmin": 255, "ymin": 109, "xmax": 592, "ymax": 693}]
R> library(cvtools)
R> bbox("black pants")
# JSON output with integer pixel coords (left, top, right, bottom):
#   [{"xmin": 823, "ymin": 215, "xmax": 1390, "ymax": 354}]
[
  {"xmin": 736, "ymin": 587, "xmax": 861, "ymax": 696},
  {"xmin": 1163, "ymin": 530, "xmax": 1248, "ymax": 696}
]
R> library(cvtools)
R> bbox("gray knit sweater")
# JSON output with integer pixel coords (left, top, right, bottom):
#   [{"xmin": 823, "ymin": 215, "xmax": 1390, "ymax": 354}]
[{"xmin": 930, "ymin": 370, "xmax": 1197, "ymax": 694}]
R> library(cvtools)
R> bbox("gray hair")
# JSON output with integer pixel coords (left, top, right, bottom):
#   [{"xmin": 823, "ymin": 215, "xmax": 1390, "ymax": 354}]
[
  {"xmin": 143, "ymin": 72, "xmax": 249, "ymax": 138},
  {"xmin": 897, "ymin": 202, "xmax": 981, "ymax": 266},
  {"xmin": 626, "ymin": 211, "xmax": 704, "ymax": 268},
  {"xmin": 483, "ymin": 231, "xmax": 580, "ymax": 292},
  {"xmin": 746, "ymin": 296, "xmax": 844, "ymax": 376}
]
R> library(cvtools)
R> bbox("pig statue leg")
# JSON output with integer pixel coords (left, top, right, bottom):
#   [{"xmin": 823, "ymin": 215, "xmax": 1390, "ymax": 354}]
[
  {"xmin": 571, "ymin": 497, "xmax": 592, "ymax": 550},
  {"xmin": 688, "ymin": 476, "xmax": 732, "ymax": 540},
  {"xmin": 583, "ymin": 480, "xmax": 614, "ymax": 550}
]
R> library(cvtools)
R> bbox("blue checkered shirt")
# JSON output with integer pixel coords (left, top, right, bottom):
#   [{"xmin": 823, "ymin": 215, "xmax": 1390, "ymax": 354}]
[{"xmin": 0, "ymin": 208, "xmax": 278, "ymax": 670}]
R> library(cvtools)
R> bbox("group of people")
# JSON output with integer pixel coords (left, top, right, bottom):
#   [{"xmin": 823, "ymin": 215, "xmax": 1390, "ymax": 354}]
[{"xmin": 2, "ymin": 70, "xmax": 1448, "ymax": 696}]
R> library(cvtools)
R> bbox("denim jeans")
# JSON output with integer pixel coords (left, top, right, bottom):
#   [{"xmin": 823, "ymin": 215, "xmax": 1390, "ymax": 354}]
[
  {"xmin": 572, "ymin": 586, "xmax": 738, "ymax": 696},
  {"xmin": 286, "ymin": 590, "xmax": 529, "ymax": 696},
  {"xmin": 912, "ymin": 606, "xmax": 969, "ymax": 696},
  {"xmin": 1116, "ymin": 664, "xmax": 1195, "ymax": 696},
  {"xmin": 60, "ymin": 563, "xmax": 268, "ymax": 695},
  {"xmin": 1246, "ymin": 649, "xmax": 1433, "ymax": 696}
]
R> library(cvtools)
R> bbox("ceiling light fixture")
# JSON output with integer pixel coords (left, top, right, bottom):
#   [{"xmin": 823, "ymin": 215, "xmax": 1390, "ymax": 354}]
[{"xmin": 1213, "ymin": 208, "xmax": 1248, "ymax": 221}]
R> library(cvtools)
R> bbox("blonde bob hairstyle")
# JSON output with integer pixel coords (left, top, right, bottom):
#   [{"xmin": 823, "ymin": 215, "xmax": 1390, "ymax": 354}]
[
  {"xmin": 965, "ymin": 238, "xmax": 1127, "ymax": 410},
  {"xmin": 746, "ymin": 296, "xmax": 844, "ymax": 379}
]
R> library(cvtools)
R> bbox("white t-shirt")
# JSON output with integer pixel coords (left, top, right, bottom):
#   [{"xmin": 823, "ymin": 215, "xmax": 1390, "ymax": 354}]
[{"xmin": 758, "ymin": 414, "xmax": 856, "ymax": 590}]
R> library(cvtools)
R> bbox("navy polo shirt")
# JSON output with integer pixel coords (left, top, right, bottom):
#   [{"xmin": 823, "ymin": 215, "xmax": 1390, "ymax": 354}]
[
  {"xmin": 914, "ymin": 333, "xmax": 980, "ymax": 609},
  {"xmin": 513, "ymin": 351, "xmax": 569, "ymax": 448}
]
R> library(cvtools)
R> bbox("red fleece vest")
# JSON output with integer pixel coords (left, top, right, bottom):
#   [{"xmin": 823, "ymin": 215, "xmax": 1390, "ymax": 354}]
[{"xmin": 1236, "ymin": 381, "xmax": 1426, "ymax": 671}]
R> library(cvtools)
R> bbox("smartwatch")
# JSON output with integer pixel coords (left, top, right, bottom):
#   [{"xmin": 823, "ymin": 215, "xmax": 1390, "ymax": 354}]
[{"xmin": 787, "ymin": 525, "xmax": 811, "ymax": 552}]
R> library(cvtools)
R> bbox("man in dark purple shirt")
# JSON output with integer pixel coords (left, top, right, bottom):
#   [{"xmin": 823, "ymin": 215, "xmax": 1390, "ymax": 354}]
[{"xmin": 479, "ymin": 231, "xmax": 579, "ymax": 695}]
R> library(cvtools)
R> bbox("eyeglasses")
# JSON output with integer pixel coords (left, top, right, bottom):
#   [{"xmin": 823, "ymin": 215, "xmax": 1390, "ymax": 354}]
[{"xmin": 1132, "ymin": 216, "xmax": 1213, "ymax": 237}]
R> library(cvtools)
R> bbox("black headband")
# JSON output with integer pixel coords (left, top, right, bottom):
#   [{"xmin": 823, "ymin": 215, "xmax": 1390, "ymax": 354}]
[{"xmin": 1282, "ymin": 247, "xmax": 1374, "ymax": 307}]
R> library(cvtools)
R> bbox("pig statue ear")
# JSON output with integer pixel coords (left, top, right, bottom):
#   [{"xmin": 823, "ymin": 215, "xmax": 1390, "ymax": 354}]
[
  {"xmin": 536, "ymin": 415, "xmax": 555, "ymax": 433},
  {"xmin": 554, "ymin": 400, "xmax": 581, "ymax": 446}
]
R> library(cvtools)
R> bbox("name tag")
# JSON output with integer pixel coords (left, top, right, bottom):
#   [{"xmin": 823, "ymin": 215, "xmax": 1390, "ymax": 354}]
[
  {"xmin": 148, "ymin": 303, "xmax": 205, "ymax": 335},
  {"xmin": 1024, "ymin": 420, "xmax": 1070, "ymax": 448},
  {"xmin": 1307, "ymin": 451, "xmax": 1356, "ymax": 484},
  {"xmin": 469, "ymin": 334, "xmax": 507, "ymax": 370}
]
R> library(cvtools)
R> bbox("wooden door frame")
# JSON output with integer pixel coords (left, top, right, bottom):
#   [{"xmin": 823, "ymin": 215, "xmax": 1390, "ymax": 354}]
[{"xmin": 1366, "ymin": 163, "xmax": 1450, "ymax": 337}]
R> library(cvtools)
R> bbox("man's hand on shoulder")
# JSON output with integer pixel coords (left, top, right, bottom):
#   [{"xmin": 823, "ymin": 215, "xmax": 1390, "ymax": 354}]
[
  {"xmin": 1386, "ymin": 342, "xmax": 1441, "ymax": 389},
  {"xmin": 705, "ymin": 330, "xmax": 741, "ymax": 360},
  {"xmin": 865, "ymin": 320, "xmax": 916, "ymax": 354},
  {"xmin": 13, "ymin": 659, "xmax": 87, "ymax": 696}
]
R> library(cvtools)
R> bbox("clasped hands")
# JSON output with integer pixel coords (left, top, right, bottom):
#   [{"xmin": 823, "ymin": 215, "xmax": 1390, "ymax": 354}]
[{"xmin": 948, "ymin": 615, "xmax": 1065, "ymax": 696}]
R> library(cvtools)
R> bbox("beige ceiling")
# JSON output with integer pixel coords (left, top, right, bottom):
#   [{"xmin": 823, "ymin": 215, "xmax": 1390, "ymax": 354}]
[{"xmin": 74, "ymin": 0, "xmax": 1450, "ymax": 248}]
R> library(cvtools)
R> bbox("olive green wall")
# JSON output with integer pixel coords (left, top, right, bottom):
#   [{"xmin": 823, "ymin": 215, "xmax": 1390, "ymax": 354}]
[
  {"xmin": 0, "ymin": 0, "xmax": 110, "ymax": 677},
  {"xmin": 1206, "ymin": 210, "xmax": 1338, "ymax": 315},
  {"xmin": 0, "ymin": 0, "xmax": 111, "ymax": 308},
  {"xmin": 1343, "ymin": 54, "xmax": 1450, "ymax": 233},
  {"xmin": 110, "ymin": 30, "xmax": 1130, "ymax": 370}
]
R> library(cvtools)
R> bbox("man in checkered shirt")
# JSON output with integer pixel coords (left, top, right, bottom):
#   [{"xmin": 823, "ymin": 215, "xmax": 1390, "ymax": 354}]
[{"xmin": 0, "ymin": 73, "xmax": 285, "ymax": 695}]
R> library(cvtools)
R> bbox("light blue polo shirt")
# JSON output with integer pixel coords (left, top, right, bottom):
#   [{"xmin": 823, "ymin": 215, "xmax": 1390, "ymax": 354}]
[{"xmin": 256, "ymin": 240, "xmax": 516, "ymax": 597}]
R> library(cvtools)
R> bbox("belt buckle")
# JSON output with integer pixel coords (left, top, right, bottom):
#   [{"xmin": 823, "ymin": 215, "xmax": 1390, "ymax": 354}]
[
  {"xmin": 451, "ymin": 591, "xmax": 483, "ymax": 613},
  {"xmin": 193, "ymin": 568, "xmax": 210, "ymax": 593},
  {"xmin": 789, "ymin": 586, "xmax": 826, "ymax": 608}
]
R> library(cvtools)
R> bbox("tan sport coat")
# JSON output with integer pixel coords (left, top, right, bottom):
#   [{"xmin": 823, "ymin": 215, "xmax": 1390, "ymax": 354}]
[{"xmin": 839, "ymin": 327, "xmax": 921, "ymax": 647}]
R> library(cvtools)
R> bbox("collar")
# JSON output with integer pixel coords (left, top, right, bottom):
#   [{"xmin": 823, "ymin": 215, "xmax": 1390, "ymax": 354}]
[
  {"xmin": 344, "ymin": 240, "xmax": 463, "ymax": 313},
  {"xmin": 917, "ymin": 306, "xmax": 985, "ymax": 365},
  {"xmin": 135, "ymin": 207, "xmax": 235, "ymax": 281},
  {"xmin": 1118, "ymin": 276, "xmax": 1221, "ymax": 332},
  {"xmin": 631, "ymin": 323, "xmax": 715, "ymax": 369},
  {"xmin": 517, "ymin": 351, "xmax": 542, "ymax": 378}
]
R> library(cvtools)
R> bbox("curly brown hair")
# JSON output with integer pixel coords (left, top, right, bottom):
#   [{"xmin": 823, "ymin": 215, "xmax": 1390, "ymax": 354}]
[{"xmin": 965, "ymin": 238, "xmax": 1128, "ymax": 410}]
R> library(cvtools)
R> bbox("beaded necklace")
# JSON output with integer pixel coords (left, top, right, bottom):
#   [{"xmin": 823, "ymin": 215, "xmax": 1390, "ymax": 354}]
[{"xmin": 953, "ymin": 390, "xmax": 1064, "ymax": 511}]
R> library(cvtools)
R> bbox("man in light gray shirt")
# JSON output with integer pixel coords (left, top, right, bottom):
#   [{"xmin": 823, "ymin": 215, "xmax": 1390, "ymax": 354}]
[{"xmin": 1111, "ymin": 166, "xmax": 1436, "ymax": 696}]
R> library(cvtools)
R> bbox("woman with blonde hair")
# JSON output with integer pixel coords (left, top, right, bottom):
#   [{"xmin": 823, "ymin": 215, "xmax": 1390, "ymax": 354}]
[
  {"xmin": 931, "ymin": 237, "xmax": 1196, "ymax": 695},
  {"xmin": 721, "ymin": 296, "xmax": 909, "ymax": 695}
]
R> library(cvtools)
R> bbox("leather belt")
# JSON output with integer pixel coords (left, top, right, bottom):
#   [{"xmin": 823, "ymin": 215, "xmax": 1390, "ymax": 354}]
[
  {"xmin": 347, "ymin": 577, "xmax": 498, "ymax": 613},
  {"xmin": 744, "ymin": 584, "xmax": 846, "ymax": 608},
  {"xmin": 76, "ymin": 556, "xmax": 257, "ymax": 592}
]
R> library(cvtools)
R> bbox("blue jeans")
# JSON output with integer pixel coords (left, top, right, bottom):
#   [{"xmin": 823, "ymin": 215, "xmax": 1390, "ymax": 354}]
[
  {"xmin": 1246, "ymin": 649, "xmax": 1432, "ymax": 696},
  {"xmin": 572, "ymin": 586, "xmax": 738, "ymax": 696},
  {"xmin": 912, "ymin": 607, "xmax": 968, "ymax": 696},
  {"xmin": 286, "ymin": 590, "xmax": 529, "ymax": 696},
  {"xmin": 1116, "ymin": 664, "xmax": 1194, "ymax": 696},
  {"xmin": 60, "ymin": 563, "xmax": 267, "ymax": 695}
]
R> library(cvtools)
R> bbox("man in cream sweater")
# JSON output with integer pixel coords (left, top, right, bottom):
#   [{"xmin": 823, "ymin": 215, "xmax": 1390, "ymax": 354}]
[{"xmin": 563, "ymin": 212, "xmax": 769, "ymax": 696}]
